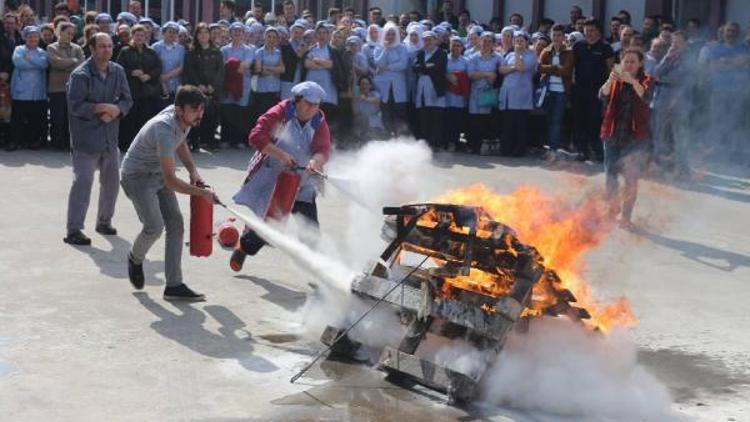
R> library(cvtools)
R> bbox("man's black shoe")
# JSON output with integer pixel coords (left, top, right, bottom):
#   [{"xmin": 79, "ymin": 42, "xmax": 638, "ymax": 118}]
[
  {"xmin": 128, "ymin": 254, "xmax": 145, "ymax": 290},
  {"xmin": 63, "ymin": 231, "xmax": 92, "ymax": 246},
  {"xmin": 164, "ymin": 284, "xmax": 206, "ymax": 302},
  {"xmin": 95, "ymin": 224, "xmax": 118, "ymax": 235}
]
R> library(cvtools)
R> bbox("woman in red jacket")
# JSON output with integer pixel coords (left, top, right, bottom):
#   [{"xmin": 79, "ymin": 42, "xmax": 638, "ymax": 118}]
[{"xmin": 598, "ymin": 48, "xmax": 653, "ymax": 229}]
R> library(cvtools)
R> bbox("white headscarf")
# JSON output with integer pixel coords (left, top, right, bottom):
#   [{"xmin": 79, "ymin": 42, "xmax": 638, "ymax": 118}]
[
  {"xmin": 405, "ymin": 24, "xmax": 424, "ymax": 53},
  {"xmin": 381, "ymin": 22, "xmax": 401, "ymax": 46},
  {"xmin": 366, "ymin": 24, "xmax": 382, "ymax": 46}
]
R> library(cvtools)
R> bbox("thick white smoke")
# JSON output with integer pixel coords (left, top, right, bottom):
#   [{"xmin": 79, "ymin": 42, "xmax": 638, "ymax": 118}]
[{"xmin": 481, "ymin": 318, "xmax": 672, "ymax": 418}]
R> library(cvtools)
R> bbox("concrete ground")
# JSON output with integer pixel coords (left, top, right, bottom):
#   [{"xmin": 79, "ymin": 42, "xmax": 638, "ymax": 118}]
[{"xmin": 0, "ymin": 146, "xmax": 748, "ymax": 421}]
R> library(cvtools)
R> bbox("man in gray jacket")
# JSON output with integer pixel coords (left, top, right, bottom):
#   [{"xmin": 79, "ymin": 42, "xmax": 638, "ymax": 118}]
[{"xmin": 64, "ymin": 33, "xmax": 132, "ymax": 245}]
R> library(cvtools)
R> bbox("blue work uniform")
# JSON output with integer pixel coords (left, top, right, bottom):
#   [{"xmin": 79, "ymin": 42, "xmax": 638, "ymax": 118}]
[
  {"xmin": 467, "ymin": 52, "xmax": 501, "ymax": 114},
  {"xmin": 361, "ymin": 42, "xmax": 379, "ymax": 77},
  {"xmin": 305, "ymin": 44, "xmax": 337, "ymax": 106},
  {"xmin": 373, "ymin": 43, "xmax": 409, "ymax": 103},
  {"xmin": 446, "ymin": 54, "xmax": 469, "ymax": 108},
  {"xmin": 255, "ymin": 47, "xmax": 282, "ymax": 94},
  {"xmin": 498, "ymin": 50, "xmax": 537, "ymax": 110},
  {"xmin": 415, "ymin": 48, "xmax": 446, "ymax": 108},
  {"xmin": 353, "ymin": 90, "xmax": 384, "ymax": 129},
  {"xmin": 151, "ymin": 41, "xmax": 185, "ymax": 95},
  {"xmin": 10, "ymin": 45, "xmax": 48, "ymax": 100},
  {"xmin": 221, "ymin": 43, "xmax": 256, "ymax": 106}
]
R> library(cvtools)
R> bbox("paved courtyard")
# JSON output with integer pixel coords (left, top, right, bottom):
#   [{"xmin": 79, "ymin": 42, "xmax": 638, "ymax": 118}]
[{"xmin": 0, "ymin": 145, "xmax": 748, "ymax": 421}]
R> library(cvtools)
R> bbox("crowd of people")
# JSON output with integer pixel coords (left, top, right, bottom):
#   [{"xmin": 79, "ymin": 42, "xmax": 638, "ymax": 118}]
[
  {"xmin": 1, "ymin": 1, "xmax": 748, "ymax": 158},
  {"xmin": 0, "ymin": 1, "xmax": 748, "ymax": 225}
]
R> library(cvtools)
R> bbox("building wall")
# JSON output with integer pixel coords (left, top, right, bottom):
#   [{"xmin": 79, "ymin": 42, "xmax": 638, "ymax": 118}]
[
  {"xmin": 544, "ymin": 0, "xmax": 593, "ymax": 27},
  {"xmin": 464, "ymin": 0, "xmax": 494, "ymax": 25},
  {"xmin": 605, "ymin": 0, "xmax": 645, "ymax": 34},
  {"xmin": 503, "ymin": 0, "xmax": 533, "ymax": 28},
  {"xmin": 369, "ymin": 0, "xmax": 425, "ymax": 16},
  {"xmin": 726, "ymin": 0, "xmax": 750, "ymax": 27}
]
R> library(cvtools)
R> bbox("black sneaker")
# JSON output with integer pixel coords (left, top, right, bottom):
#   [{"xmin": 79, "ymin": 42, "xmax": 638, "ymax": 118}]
[
  {"xmin": 163, "ymin": 284, "xmax": 206, "ymax": 302},
  {"xmin": 128, "ymin": 254, "xmax": 145, "ymax": 290},
  {"xmin": 95, "ymin": 224, "xmax": 117, "ymax": 236},
  {"xmin": 63, "ymin": 230, "xmax": 92, "ymax": 246}
]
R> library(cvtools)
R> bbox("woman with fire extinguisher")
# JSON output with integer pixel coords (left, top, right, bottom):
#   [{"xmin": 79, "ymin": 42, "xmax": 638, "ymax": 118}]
[
  {"xmin": 120, "ymin": 85, "xmax": 218, "ymax": 302},
  {"xmin": 229, "ymin": 81, "xmax": 331, "ymax": 272}
]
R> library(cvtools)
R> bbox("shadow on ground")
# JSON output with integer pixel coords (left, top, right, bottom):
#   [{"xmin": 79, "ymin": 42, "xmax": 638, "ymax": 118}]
[
  {"xmin": 632, "ymin": 227, "xmax": 750, "ymax": 272},
  {"xmin": 639, "ymin": 348, "xmax": 750, "ymax": 403},
  {"xmin": 234, "ymin": 275, "xmax": 308, "ymax": 312},
  {"xmin": 133, "ymin": 292, "xmax": 278, "ymax": 373}
]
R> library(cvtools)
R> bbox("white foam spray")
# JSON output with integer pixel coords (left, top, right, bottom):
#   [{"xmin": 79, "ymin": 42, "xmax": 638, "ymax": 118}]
[{"xmin": 222, "ymin": 205, "xmax": 356, "ymax": 293}]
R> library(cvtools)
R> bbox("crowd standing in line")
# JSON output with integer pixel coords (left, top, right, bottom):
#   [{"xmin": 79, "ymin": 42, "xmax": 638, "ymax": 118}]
[{"xmin": 0, "ymin": 0, "xmax": 748, "ymax": 236}]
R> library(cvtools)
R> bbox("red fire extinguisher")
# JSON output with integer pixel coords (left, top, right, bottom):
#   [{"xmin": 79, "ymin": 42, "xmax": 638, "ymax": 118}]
[
  {"xmin": 190, "ymin": 184, "xmax": 213, "ymax": 257},
  {"xmin": 266, "ymin": 170, "xmax": 302, "ymax": 221}
]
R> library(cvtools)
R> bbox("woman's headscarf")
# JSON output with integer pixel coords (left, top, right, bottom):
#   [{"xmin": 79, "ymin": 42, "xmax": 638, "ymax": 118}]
[
  {"xmin": 365, "ymin": 24, "xmax": 382, "ymax": 46},
  {"xmin": 404, "ymin": 23, "xmax": 424, "ymax": 53},
  {"xmin": 382, "ymin": 22, "xmax": 401, "ymax": 46}
]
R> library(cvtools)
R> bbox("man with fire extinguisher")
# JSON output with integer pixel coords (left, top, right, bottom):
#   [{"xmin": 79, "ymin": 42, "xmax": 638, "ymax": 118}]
[
  {"xmin": 120, "ymin": 85, "xmax": 218, "ymax": 302},
  {"xmin": 230, "ymin": 81, "xmax": 331, "ymax": 271}
]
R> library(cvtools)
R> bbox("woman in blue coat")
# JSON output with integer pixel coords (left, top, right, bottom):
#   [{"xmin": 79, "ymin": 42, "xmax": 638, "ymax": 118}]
[
  {"xmin": 361, "ymin": 24, "xmax": 382, "ymax": 78},
  {"xmin": 446, "ymin": 36, "xmax": 469, "ymax": 151},
  {"xmin": 303, "ymin": 23, "xmax": 340, "ymax": 130},
  {"xmin": 253, "ymin": 26, "xmax": 285, "ymax": 121},
  {"xmin": 498, "ymin": 31, "xmax": 537, "ymax": 157},
  {"xmin": 373, "ymin": 22, "xmax": 409, "ymax": 137},
  {"xmin": 413, "ymin": 31, "xmax": 447, "ymax": 149},
  {"xmin": 10, "ymin": 26, "xmax": 49, "ymax": 150},
  {"xmin": 221, "ymin": 22, "xmax": 256, "ymax": 148},
  {"xmin": 466, "ymin": 32, "xmax": 500, "ymax": 153}
]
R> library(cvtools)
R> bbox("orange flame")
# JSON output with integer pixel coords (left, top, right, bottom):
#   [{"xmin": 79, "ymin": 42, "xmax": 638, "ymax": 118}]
[{"xmin": 433, "ymin": 184, "xmax": 638, "ymax": 332}]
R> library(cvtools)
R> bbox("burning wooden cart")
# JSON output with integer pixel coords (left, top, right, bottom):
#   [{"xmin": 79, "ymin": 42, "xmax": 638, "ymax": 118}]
[{"xmin": 320, "ymin": 203, "xmax": 592, "ymax": 403}]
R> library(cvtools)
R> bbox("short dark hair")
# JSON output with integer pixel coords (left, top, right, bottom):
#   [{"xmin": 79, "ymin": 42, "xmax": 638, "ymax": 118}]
[
  {"xmin": 57, "ymin": 21, "xmax": 76, "ymax": 33},
  {"xmin": 175, "ymin": 85, "xmax": 207, "ymax": 108},
  {"xmin": 583, "ymin": 17, "xmax": 600, "ymax": 30},
  {"xmin": 460, "ymin": 9, "xmax": 470, "ymax": 19},
  {"xmin": 618, "ymin": 10, "xmax": 631, "ymax": 20},
  {"xmin": 510, "ymin": 13, "xmax": 523, "ymax": 24},
  {"xmin": 53, "ymin": 15, "xmax": 70, "ymax": 29},
  {"xmin": 283, "ymin": 0, "xmax": 295, "ymax": 6},
  {"xmin": 671, "ymin": 30, "xmax": 686, "ymax": 41},
  {"xmin": 551, "ymin": 23, "xmax": 565, "ymax": 33},
  {"xmin": 358, "ymin": 75, "xmax": 373, "ymax": 85},
  {"xmin": 220, "ymin": 0, "xmax": 236, "ymax": 11},
  {"xmin": 54, "ymin": 2, "xmax": 69, "ymax": 13},
  {"xmin": 611, "ymin": 16, "xmax": 622, "ymax": 24}
]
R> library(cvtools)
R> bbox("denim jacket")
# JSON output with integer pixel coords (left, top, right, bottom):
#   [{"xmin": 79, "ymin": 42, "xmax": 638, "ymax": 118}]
[{"xmin": 11, "ymin": 45, "xmax": 48, "ymax": 100}]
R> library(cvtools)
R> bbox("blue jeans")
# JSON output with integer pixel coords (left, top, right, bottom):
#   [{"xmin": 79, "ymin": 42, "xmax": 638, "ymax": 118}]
[
  {"xmin": 603, "ymin": 141, "xmax": 647, "ymax": 221},
  {"xmin": 543, "ymin": 91, "xmax": 567, "ymax": 150}
]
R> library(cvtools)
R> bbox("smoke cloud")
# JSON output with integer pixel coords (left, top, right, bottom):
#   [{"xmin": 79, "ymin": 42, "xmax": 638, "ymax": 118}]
[{"xmin": 481, "ymin": 317, "xmax": 672, "ymax": 418}]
